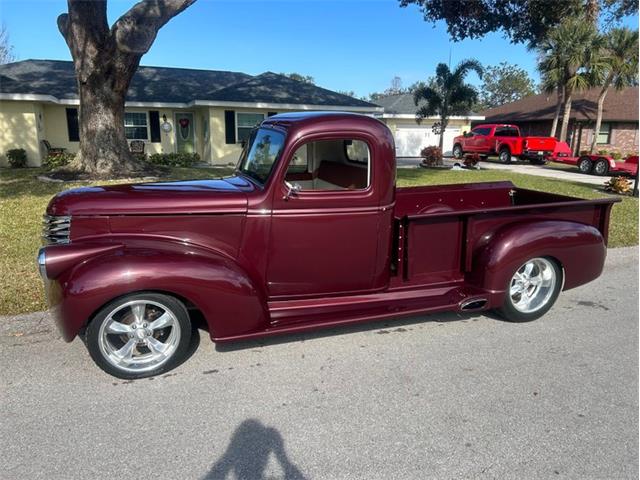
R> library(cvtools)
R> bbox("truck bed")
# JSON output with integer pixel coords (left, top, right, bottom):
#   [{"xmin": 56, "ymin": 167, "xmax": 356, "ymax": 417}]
[{"xmin": 391, "ymin": 181, "xmax": 618, "ymax": 288}]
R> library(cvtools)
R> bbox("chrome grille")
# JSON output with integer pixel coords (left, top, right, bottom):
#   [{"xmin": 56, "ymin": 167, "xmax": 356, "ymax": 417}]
[{"xmin": 42, "ymin": 215, "xmax": 71, "ymax": 245}]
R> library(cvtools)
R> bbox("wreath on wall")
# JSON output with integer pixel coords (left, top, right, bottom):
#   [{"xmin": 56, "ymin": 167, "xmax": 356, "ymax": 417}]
[{"xmin": 178, "ymin": 118, "xmax": 190, "ymax": 140}]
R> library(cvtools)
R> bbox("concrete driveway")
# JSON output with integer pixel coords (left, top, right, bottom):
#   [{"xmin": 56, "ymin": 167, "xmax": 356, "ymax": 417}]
[
  {"xmin": 398, "ymin": 155, "xmax": 636, "ymax": 188},
  {"xmin": 1, "ymin": 247, "xmax": 637, "ymax": 480}
]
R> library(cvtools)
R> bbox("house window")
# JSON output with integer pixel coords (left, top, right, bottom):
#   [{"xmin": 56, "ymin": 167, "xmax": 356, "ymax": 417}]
[
  {"xmin": 596, "ymin": 122, "xmax": 611, "ymax": 145},
  {"xmin": 237, "ymin": 112, "xmax": 264, "ymax": 143},
  {"xmin": 124, "ymin": 112, "xmax": 149, "ymax": 140}
]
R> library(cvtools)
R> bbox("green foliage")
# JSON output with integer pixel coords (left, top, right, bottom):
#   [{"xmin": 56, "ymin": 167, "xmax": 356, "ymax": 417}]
[
  {"xmin": 280, "ymin": 72, "xmax": 315, "ymax": 84},
  {"xmin": 43, "ymin": 152, "xmax": 74, "ymax": 170},
  {"xmin": 419, "ymin": 146, "xmax": 442, "ymax": 166},
  {"xmin": 477, "ymin": 62, "xmax": 536, "ymax": 110},
  {"xmin": 612, "ymin": 151, "xmax": 623, "ymax": 160},
  {"xmin": 147, "ymin": 152, "xmax": 200, "ymax": 167},
  {"xmin": 413, "ymin": 59, "xmax": 483, "ymax": 151},
  {"xmin": 6, "ymin": 148, "xmax": 27, "ymax": 168},
  {"xmin": 537, "ymin": 17, "xmax": 600, "ymax": 95},
  {"xmin": 398, "ymin": 0, "xmax": 636, "ymax": 46}
]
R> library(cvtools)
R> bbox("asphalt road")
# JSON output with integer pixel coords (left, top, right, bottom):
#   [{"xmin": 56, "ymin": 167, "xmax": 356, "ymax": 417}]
[{"xmin": 1, "ymin": 247, "xmax": 638, "ymax": 480}]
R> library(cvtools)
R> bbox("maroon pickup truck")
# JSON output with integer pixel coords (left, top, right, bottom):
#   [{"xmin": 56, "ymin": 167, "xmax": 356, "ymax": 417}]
[
  {"xmin": 452, "ymin": 124, "xmax": 557, "ymax": 164},
  {"xmin": 39, "ymin": 112, "xmax": 618, "ymax": 379}
]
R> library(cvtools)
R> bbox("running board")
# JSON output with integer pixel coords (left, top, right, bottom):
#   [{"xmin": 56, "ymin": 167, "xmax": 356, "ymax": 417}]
[{"xmin": 268, "ymin": 284, "xmax": 491, "ymax": 328}]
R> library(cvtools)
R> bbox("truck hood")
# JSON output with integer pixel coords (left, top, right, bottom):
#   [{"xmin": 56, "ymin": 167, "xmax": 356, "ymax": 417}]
[{"xmin": 47, "ymin": 175, "xmax": 255, "ymax": 216}]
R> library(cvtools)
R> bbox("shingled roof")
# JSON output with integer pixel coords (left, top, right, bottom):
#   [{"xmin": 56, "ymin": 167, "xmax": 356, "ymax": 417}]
[
  {"xmin": 0, "ymin": 59, "xmax": 379, "ymax": 109},
  {"xmin": 374, "ymin": 93, "xmax": 480, "ymax": 117},
  {"xmin": 479, "ymin": 87, "xmax": 639, "ymax": 123}
]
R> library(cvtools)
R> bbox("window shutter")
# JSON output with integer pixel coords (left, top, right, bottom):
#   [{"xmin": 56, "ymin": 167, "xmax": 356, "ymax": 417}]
[
  {"xmin": 149, "ymin": 111, "xmax": 161, "ymax": 143},
  {"xmin": 65, "ymin": 108, "xmax": 79, "ymax": 142},
  {"xmin": 267, "ymin": 111, "xmax": 278, "ymax": 117},
  {"xmin": 224, "ymin": 110, "xmax": 236, "ymax": 144}
]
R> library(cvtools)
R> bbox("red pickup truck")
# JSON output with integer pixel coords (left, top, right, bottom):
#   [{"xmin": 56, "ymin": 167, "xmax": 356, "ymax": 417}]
[
  {"xmin": 452, "ymin": 124, "xmax": 557, "ymax": 164},
  {"xmin": 39, "ymin": 112, "xmax": 618, "ymax": 379}
]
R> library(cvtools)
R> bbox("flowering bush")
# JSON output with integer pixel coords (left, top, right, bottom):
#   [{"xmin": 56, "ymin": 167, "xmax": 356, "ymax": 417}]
[
  {"xmin": 463, "ymin": 153, "xmax": 481, "ymax": 168},
  {"xmin": 419, "ymin": 146, "xmax": 442, "ymax": 166}
]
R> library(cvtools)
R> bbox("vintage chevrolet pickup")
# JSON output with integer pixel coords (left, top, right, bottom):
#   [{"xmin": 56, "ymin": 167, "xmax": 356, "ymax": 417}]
[{"xmin": 39, "ymin": 112, "xmax": 618, "ymax": 378}]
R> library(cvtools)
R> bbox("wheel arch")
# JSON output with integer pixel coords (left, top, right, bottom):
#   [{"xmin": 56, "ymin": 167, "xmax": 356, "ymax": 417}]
[
  {"xmin": 465, "ymin": 220, "xmax": 605, "ymax": 306},
  {"xmin": 51, "ymin": 243, "xmax": 270, "ymax": 343}
]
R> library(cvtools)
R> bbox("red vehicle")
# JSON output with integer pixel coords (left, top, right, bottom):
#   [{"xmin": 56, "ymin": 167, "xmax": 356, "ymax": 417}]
[
  {"xmin": 452, "ymin": 124, "xmax": 557, "ymax": 164},
  {"xmin": 549, "ymin": 141, "xmax": 639, "ymax": 177},
  {"xmin": 39, "ymin": 112, "xmax": 618, "ymax": 379}
]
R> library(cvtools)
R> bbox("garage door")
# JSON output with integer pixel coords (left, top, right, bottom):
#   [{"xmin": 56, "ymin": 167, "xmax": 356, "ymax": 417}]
[{"xmin": 394, "ymin": 126, "xmax": 461, "ymax": 157}]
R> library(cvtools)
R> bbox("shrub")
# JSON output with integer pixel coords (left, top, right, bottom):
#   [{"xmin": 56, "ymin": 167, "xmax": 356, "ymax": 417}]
[
  {"xmin": 419, "ymin": 146, "xmax": 442, "ymax": 167},
  {"xmin": 611, "ymin": 151, "xmax": 622, "ymax": 161},
  {"xmin": 604, "ymin": 176, "xmax": 632, "ymax": 195},
  {"xmin": 597, "ymin": 149, "xmax": 609, "ymax": 156},
  {"xmin": 43, "ymin": 152, "xmax": 75, "ymax": 170},
  {"xmin": 6, "ymin": 148, "xmax": 27, "ymax": 168},
  {"xmin": 463, "ymin": 152, "xmax": 481, "ymax": 168},
  {"xmin": 147, "ymin": 152, "xmax": 200, "ymax": 167}
]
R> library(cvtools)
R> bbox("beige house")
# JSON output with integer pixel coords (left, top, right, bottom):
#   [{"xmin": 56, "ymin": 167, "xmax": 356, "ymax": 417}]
[
  {"xmin": 0, "ymin": 60, "xmax": 382, "ymax": 167},
  {"xmin": 374, "ymin": 94, "xmax": 484, "ymax": 156}
]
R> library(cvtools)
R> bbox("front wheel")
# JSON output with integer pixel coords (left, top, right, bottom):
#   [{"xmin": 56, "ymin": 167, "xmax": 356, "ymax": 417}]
[
  {"xmin": 452, "ymin": 144, "xmax": 463, "ymax": 159},
  {"xmin": 85, "ymin": 292, "xmax": 193, "ymax": 379},
  {"xmin": 496, "ymin": 257, "xmax": 562, "ymax": 322}
]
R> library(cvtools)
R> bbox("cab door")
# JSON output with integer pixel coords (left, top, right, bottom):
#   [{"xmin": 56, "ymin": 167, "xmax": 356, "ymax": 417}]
[{"xmin": 266, "ymin": 137, "xmax": 381, "ymax": 298}]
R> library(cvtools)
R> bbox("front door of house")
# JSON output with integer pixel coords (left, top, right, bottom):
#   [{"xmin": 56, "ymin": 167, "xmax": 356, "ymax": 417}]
[{"xmin": 175, "ymin": 113, "xmax": 195, "ymax": 153}]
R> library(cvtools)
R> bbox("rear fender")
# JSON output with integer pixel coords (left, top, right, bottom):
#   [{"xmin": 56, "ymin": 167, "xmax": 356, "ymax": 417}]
[
  {"xmin": 50, "ymin": 242, "xmax": 269, "ymax": 342},
  {"xmin": 466, "ymin": 221, "xmax": 605, "ymax": 305}
]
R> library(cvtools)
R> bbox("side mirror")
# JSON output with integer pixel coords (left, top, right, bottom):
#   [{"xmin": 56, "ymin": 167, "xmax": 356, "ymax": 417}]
[
  {"xmin": 463, "ymin": 131, "xmax": 470, "ymax": 138},
  {"xmin": 283, "ymin": 181, "xmax": 302, "ymax": 201}
]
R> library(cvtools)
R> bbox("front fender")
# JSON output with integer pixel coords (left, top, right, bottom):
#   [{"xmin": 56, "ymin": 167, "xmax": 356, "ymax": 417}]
[
  {"xmin": 466, "ymin": 220, "xmax": 606, "ymax": 303},
  {"xmin": 49, "ymin": 242, "xmax": 269, "ymax": 342}
]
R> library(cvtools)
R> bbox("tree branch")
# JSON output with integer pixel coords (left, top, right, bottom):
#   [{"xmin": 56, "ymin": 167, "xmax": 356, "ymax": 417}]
[{"xmin": 112, "ymin": 0, "xmax": 197, "ymax": 54}]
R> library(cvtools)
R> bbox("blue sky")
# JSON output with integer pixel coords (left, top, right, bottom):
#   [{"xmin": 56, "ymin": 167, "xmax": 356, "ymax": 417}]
[{"xmin": 1, "ymin": 0, "xmax": 638, "ymax": 97}]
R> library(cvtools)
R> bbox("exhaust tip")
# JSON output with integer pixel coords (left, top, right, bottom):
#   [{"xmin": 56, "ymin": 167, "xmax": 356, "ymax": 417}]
[{"xmin": 460, "ymin": 298, "xmax": 488, "ymax": 311}]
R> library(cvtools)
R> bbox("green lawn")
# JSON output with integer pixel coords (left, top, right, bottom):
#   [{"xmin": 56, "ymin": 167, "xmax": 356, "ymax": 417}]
[{"xmin": 1, "ymin": 166, "xmax": 637, "ymax": 316}]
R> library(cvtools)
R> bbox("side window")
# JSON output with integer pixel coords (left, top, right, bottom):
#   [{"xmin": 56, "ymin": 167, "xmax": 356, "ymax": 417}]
[
  {"xmin": 287, "ymin": 145, "xmax": 309, "ymax": 174},
  {"xmin": 285, "ymin": 139, "xmax": 370, "ymax": 191},
  {"xmin": 472, "ymin": 127, "xmax": 489, "ymax": 136}
]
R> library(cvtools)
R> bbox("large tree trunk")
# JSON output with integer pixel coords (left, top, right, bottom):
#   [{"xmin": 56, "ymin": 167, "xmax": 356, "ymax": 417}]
[
  {"xmin": 589, "ymin": 85, "xmax": 610, "ymax": 153},
  {"xmin": 550, "ymin": 86, "xmax": 564, "ymax": 138},
  {"xmin": 76, "ymin": 76, "xmax": 143, "ymax": 176},
  {"xmin": 559, "ymin": 93, "xmax": 573, "ymax": 144},
  {"xmin": 57, "ymin": 0, "xmax": 196, "ymax": 178}
]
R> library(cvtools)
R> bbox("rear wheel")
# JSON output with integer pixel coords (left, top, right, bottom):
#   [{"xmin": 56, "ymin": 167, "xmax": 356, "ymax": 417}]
[
  {"xmin": 498, "ymin": 147, "xmax": 512, "ymax": 163},
  {"xmin": 578, "ymin": 157, "xmax": 593, "ymax": 174},
  {"xmin": 452, "ymin": 144, "xmax": 463, "ymax": 159},
  {"xmin": 593, "ymin": 158, "xmax": 610, "ymax": 176},
  {"xmin": 496, "ymin": 257, "xmax": 562, "ymax": 322},
  {"xmin": 85, "ymin": 292, "xmax": 192, "ymax": 379}
]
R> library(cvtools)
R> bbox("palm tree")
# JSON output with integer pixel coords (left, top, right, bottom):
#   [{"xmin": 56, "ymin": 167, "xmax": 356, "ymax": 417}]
[
  {"xmin": 537, "ymin": 17, "xmax": 600, "ymax": 144},
  {"xmin": 588, "ymin": 27, "xmax": 639, "ymax": 153},
  {"xmin": 413, "ymin": 60, "xmax": 483, "ymax": 159}
]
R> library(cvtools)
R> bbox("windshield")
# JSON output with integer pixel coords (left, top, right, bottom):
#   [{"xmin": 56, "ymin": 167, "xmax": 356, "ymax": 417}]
[{"xmin": 237, "ymin": 128, "xmax": 285, "ymax": 185}]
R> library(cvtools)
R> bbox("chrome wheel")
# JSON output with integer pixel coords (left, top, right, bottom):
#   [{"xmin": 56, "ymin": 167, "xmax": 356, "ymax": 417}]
[
  {"xmin": 98, "ymin": 300, "xmax": 181, "ymax": 374},
  {"xmin": 594, "ymin": 159, "xmax": 609, "ymax": 176},
  {"xmin": 499, "ymin": 149, "xmax": 511, "ymax": 163},
  {"xmin": 453, "ymin": 145, "xmax": 463, "ymax": 159},
  {"xmin": 578, "ymin": 158, "xmax": 592, "ymax": 173},
  {"xmin": 508, "ymin": 258, "xmax": 557, "ymax": 314}
]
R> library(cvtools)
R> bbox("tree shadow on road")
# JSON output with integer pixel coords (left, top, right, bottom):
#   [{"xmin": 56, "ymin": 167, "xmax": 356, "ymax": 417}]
[{"xmin": 202, "ymin": 419, "xmax": 307, "ymax": 480}]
